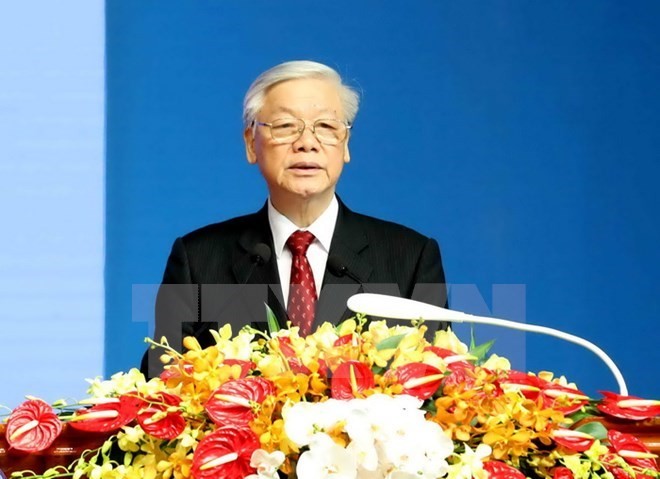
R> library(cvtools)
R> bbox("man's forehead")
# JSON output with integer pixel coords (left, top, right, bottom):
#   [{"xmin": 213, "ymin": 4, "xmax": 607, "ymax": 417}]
[
  {"xmin": 256, "ymin": 78, "xmax": 345, "ymax": 120},
  {"xmin": 267, "ymin": 105, "xmax": 340, "ymax": 116},
  {"xmin": 263, "ymin": 78, "xmax": 341, "ymax": 104}
]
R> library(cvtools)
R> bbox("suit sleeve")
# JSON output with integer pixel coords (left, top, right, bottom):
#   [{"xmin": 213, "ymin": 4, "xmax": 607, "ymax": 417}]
[
  {"xmin": 410, "ymin": 237, "xmax": 449, "ymax": 331},
  {"xmin": 141, "ymin": 238, "xmax": 200, "ymax": 378},
  {"xmin": 162, "ymin": 237, "xmax": 193, "ymax": 284}
]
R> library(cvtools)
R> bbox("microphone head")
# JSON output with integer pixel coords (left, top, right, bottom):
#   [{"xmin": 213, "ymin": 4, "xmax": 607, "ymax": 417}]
[
  {"xmin": 327, "ymin": 255, "xmax": 348, "ymax": 277},
  {"xmin": 250, "ymin": 243, "xmax": 272, "ymax": 265},
  {"xmin": 347, "ymin": 293, "xmax": 467, "ymax": 322}
]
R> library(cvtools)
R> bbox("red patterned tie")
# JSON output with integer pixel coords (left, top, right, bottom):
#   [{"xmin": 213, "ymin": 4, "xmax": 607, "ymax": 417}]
[{"xmin": 286, "ymin": 230, "xmax": 317, "ymax": 336}]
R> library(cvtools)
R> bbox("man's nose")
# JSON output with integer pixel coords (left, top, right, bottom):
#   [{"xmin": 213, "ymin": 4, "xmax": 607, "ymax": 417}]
[{"xmin": 293, "ymin": 123, "xmax": 320, "ymax": 150}]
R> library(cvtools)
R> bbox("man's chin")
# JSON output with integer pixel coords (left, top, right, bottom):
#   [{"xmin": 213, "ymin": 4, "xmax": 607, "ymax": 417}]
[{"xmin": 277, "ymin": 184, "xmax": 334, "ymax": 202}]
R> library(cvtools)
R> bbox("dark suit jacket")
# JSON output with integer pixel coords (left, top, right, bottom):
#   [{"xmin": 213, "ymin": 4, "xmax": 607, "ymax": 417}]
[{"xmin": 142, "ymin": 199, "xmax": 447, "ymax": 377}]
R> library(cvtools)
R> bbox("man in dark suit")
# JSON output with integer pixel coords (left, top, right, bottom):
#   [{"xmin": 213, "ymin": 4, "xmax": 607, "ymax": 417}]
[{"xmin": 143, "ymin": 60, "xmax": 447, "ymax": 376}]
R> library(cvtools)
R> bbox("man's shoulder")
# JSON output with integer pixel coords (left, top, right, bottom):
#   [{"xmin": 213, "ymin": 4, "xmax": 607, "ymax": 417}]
[
  {"xmin": 178, "ymin": 210, "xmax": 265, "ymax": 247},
  {"xmin": 343, "ymin": 207, "xmax": 433, "ymax": 245}
]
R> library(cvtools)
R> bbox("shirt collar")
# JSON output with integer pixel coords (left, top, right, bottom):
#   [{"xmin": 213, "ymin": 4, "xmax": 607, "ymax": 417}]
[{"xmin": 268, "ymin": 196, "xmax": 339, "ymax": 258}]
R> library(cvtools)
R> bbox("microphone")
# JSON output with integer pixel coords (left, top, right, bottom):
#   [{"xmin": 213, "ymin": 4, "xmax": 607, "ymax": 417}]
[
  {"xmin": 240, "ymin": 243, "xmax": 272, "ymax": 285},
  {"xmin": 327, "ymin": 255, "xmax": 363, "ymax": 284},
  {"xmin": 328, "ymin": 255, "xmax": 380, "ymax": 298},
  {"xmin": 250, "ymin": 243, "xmax": 272, "ymax": 266},
  {"xmin": 346, "ymin": 293, "xmax": 628, "ymax": 395}
]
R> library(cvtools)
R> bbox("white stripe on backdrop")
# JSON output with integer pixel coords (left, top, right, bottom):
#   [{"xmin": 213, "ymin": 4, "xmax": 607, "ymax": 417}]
[{"xmin": 0, "ymin": 1, "xmax": 105, "ymax": 409}]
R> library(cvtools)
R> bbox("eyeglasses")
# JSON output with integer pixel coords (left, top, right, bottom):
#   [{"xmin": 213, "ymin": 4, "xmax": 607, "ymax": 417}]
[{"xmin": 254, "ymin": 118, "xmax": 352, "ymax": 145}]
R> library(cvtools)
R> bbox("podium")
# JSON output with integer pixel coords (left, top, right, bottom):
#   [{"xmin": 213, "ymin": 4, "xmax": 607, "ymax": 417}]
[{"xmin": 0, "ymin": 424, "xmax": 110, "ymax": 475}]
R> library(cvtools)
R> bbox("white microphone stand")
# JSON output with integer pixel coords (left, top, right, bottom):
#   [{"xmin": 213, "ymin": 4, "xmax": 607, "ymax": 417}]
[{"xmin": 346, "ymin": 293, "xmax": 628, "ymax": 395}]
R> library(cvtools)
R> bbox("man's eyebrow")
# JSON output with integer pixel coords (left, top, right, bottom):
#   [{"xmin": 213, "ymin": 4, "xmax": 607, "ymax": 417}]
[
  {"xmin": 270, "ymin": 106, "xmax": 297, "ymax": 116},
  {"xmin": 270, "ymin": 106, "xmax": 337, "ymax": 117}
]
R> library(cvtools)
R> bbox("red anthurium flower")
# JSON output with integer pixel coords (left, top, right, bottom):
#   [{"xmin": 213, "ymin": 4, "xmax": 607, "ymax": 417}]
[
  {"xmin": 68, "ymin": 394, "xmax": 141, "ymax": 432},
  {"xmin": 424, "ymin": 346, "xmax": 475, "ymax": 366},
  {"xmin": 276, "ymin": 336, "xmax": 297, "ymax": 357},
  {"xmin": 553, "ymin": 467, "xmax": 575, "ymax": 479},
  {"xmin": 191, "ymin": 426, "xmax": 259, "ymax": 479},
  {"xmin": 287, "ymin": 358, "xmax": 312, "ymax": 375},
  {"xmin": 608, "ymin": 430, "xmax": 659, "ymax": 472},
  {"xmin": 161, "ymin": 363, "xmax": 194, "ymax": 381},
  {"xmin": 391, "ymin": 362, "xmax": 444, "ymax": 400},
  {"xmin": 602, "ymin": 452, "xmax": 654, "ymax": 479},
  {"xmin": 205, "ymin": 377, "xmax": 274, "ymax": 427},
  {"xmin": 499, "ymin": 371, "xmax": 543, "ymax": 398},
  {"xmin": 442, "ymin": 362, "xmax": 477, "ymax": 391},
  {"xmin": 334, "ymin": 333, "xmax": 358, "ymax": 347},
  {"xmin": 483, "ymin": 461, "xmax": 526, "ymax": 479},
  {"xmin": 317, "ymin": 358, "xmax": 330, "ymax": 378},
  {"xmin": 137, "ymin": 392, "xmax": 185, "ymax": 440},
  {"xmin": 276, "ymin": 337, "xmax": 312, "ymax": 374},
  {"xmin": 598, "ymin": 391, "xmax": 660, "ymax": 421},
  {"xmin": 424, "ymin": 346, "xmax": 456, "ymax": 358},
  {"xmin": 539, "ymin": 382, "xmax": 589, "ymax": 415},
  {"xmin": 606, "ymin": 466, "xmax": 634, "ymax": 479},
  {"xmin": 551, "ymin": 428, "xmax": 595, "ymax": 452},
  {"xmin": 331, "ymin": 360, "xmax": 375, "ymax": 399},
  {"xmin": 6, "ymin": 399, "xmax": 63, "ymax": 452},
  {"xmin": 500, "ymin": 372, "xmax": 587, "ymax": 414},
  {"xmin": 223, "ymin": 359, "xmax": 255, "ymax": 378}
]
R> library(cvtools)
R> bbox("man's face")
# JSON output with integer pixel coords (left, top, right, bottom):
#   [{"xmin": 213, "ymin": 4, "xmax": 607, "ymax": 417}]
[{"xmin": 244, "ymin": 77, "xmax": 350, "ymax": 204}]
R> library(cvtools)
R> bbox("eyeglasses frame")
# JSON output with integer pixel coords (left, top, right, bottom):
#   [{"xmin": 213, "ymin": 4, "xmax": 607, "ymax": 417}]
[{"xmin": 253, "ymin": 117, "xmax": 353, "ymax": 145}]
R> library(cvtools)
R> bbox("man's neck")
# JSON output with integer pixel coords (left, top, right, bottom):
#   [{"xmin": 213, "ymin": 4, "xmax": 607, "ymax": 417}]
[{"xmin": 270, "ymin": 192, "xmax": 335, "ymax": 228}]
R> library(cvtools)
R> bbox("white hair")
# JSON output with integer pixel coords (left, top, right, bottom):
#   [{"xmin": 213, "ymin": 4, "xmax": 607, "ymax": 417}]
[{"xmin": 242, "ymin": 60, "xmax": 360, "ymax": 128}]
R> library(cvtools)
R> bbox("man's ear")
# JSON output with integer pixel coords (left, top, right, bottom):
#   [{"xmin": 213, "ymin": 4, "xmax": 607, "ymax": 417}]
[
  {"xmin": 343, "ymin": 138, "xmax": 351, "ymax": 164},
  {"xmin": 244, "ymin": 127, "xmax": 257, "ymax": 164}
]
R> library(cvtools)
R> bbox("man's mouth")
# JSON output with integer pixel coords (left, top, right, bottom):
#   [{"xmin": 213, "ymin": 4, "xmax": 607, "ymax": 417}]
[{"xmin": 289, "ymin": 162, "xmax": 321, "ymax": 171}]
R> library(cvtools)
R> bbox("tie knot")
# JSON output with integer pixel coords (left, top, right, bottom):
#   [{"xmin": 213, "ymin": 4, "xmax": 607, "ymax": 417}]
[{"xmin": 287, "ymin": 230, "xmax": 315, "ymax": 256}]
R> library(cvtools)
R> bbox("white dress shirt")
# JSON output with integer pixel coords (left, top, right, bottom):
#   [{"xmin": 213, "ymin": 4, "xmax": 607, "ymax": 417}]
[{"xmin": 268, "ymin": 196, "xmax": 339, "ymax": 308}]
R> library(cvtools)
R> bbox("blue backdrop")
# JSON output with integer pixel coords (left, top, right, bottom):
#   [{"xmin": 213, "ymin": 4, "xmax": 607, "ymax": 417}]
[{"xmin": 106, "ymin": 1, "xmax": 660, "ymax": 398}]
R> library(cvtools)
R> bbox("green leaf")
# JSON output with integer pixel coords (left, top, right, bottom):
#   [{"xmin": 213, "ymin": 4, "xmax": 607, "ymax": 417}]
[
  {"xmin": 265, "ymin": 303, "xmax": 281, "ymax": 334},
  {"xmin": 421, "ymin": 399, "xmax": 438, "ymax": 415},
  {"xmin": 467, "ymin": 326, "xmax": 495, "ymax": 363},
  {"xmin": 376, "ymin": 333, "xmax": 408, "ymax": 351},
  {"xmin": 576, "ymin": 421, "xmax": 608, "ymax": 440},
  {"xmin": 470, "ymin": 339, "xmax": 495, "ymax": 363},
  {"xmin": 470, "ymin": 326, "xmax": 477, "ymax": 350},
  {"xmin": 567, "ymin": 406, "xmax": 599, "ymax": 424}
]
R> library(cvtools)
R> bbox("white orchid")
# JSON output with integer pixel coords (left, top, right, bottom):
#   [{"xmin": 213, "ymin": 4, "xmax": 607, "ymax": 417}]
[
  {"xmin": 244, "ymin": 449, "xmax": 286, "ymax": 479},
  {"xmin": 282, "ymin": 394, "xmax": 454, "ymax": 479},
  {"xmin": 210, "ymin": 324, "xmax": 256, "ymax": 360},
  {"xmin": 376, "ymin": 409, "xmax": 452, "ymax": 479},
  {"xmin": 86, "ymin": 368, "xmax": 161, "ymax": 397},
  {"xmin": 446, "ymin": 444, "xmax": 492, "ymax": 479},
  {"xmin": 297, "ymin": 433, "xmax": 358, "ymax": 479},
  {"xmin": 283, "ymin": 399, "xmax": 350, "ymax": 447}
]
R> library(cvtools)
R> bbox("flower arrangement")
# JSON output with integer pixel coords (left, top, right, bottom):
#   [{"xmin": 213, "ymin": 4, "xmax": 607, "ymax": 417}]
[{"xmin": 2, "ymin": 316, "xmax": 659, "ymax": 479}]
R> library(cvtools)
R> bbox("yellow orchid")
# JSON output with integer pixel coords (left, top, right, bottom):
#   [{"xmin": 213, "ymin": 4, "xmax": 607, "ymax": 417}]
[
  {"xmin": 481, "ymin": 354, "xmax": 511, "ymax": 372},
  {"xmin": 433, "ymin": 328, "xmax": 469, "ymax": 354}
]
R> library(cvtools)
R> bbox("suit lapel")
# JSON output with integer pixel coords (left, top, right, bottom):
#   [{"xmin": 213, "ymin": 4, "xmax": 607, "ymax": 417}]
[
  {"xmin": 315, "ymin": 200, "xmax": 373, "ymax": 326},
  {"xmin": 231, "ymin": 205, "xmax": 287, "ymax": 322}
]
